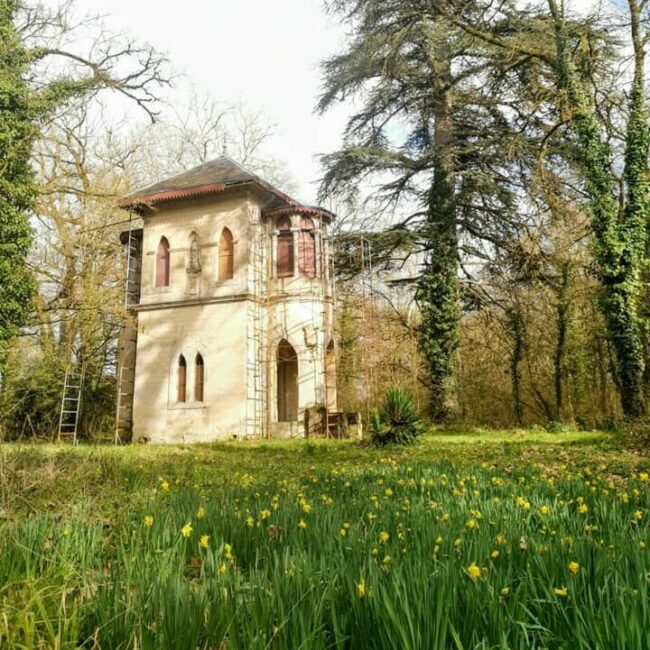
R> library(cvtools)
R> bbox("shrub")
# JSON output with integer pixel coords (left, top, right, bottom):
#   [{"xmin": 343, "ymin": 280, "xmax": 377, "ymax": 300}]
[{"xmin": 370, "ymin": 387, "xmax": 424, "ymax": 446}]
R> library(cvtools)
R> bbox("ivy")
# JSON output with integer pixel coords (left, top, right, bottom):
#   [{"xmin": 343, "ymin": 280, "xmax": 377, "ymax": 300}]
[
  {"xmin": 551, "ymin": 2, "xmax": 649, "ymax": 417},
  {"xmin": 0, "ymin": 0, "xmax": 38, "ymax": 369}
]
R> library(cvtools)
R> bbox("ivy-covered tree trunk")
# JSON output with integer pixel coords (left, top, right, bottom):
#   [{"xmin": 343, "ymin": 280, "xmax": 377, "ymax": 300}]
[
  {"xmin": 417, "ymin": 41, "xmax": 459, "ymax": 421},
  {"xmin": 549, "ymin": 0, "xmax": 648, "ymax": 417},
  {"xmin": 0, "ymin": 0, "xmax": 37, "ymax": 373}
]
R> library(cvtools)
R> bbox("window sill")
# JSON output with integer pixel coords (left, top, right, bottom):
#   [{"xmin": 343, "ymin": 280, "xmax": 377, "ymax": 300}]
[
  {"xmin": 214, "ymin": 278, "xmax": 239, "ymax": 287},
  {"xmin": 168, "ymin": 401, "xmax": 206, "ymax": 411}
]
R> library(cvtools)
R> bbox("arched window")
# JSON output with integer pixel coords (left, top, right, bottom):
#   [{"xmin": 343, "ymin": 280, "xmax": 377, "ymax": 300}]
[
  {"xmin": 277, "ymin": 339, "xmax": 298, "ymax": 421},
  {"xmin": 156, "ymin": 237, "xmax": 170, "ymax": 287},
  {"xmin": 195, "ymin": 353, "xmax": 204, "ymax": 402},
  {"xmin": 276, "ymin": 217, "xmax": 294, "ymax": 278},
  {"xmin": 218, "ymin": 228, "xmax": 234, "ymax": 280},
  {"xmin": 177, "ymin": 355, "xmax": 187, "ymax": 402},
  {"xmin": 298, "ymin": 217, "xmax": 316, "ymax": 278}
]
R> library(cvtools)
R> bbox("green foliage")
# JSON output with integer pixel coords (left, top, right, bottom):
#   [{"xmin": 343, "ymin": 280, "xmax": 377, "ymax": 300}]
[
  {"xmin": 0, "ymin": 341, "xmax": 117, "ymax": 440},
  {"xmin": 319, "ymin": 0, "xmax": 520, "ymax": 420},
  {"xmin": 550, "ymin": 2, "xmax": 649, "ymax": 417},
  {"xmin": 371, "ymin": 387, "xmax": 424, "ymax": 446},
  {"xmin": 0, "ymin": 0, "xmax": 38, "ymax": 365},
  {"xmin": 0, "ymin": 439, "xmax": 649, "ymax": 648}
]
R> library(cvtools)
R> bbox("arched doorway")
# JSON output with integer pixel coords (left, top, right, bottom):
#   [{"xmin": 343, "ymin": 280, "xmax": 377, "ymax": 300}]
[{"xmin": 277, "ymin": 339, "xmax": 298, "ymax": 421}]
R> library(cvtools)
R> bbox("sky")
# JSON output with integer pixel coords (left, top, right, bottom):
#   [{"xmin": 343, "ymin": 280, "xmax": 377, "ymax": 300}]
[
  {"xmin": 38, "ymin": 0, "xmax": 609, "ymax": 207},
  {"xmin": 43, "ymin": 0, "xmax": 354, "ymax": 204}
]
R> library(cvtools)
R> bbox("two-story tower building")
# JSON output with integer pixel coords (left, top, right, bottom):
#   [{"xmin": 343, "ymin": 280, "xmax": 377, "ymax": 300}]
[{"xmin": 116, "ymin": 156, "xmax": 336, "ymax": 443}]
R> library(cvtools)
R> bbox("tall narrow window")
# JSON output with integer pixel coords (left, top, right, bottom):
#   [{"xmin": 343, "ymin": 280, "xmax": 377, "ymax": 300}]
[
  {"xmin": 298, "ymin": 217, "xmax": 316, "ymax": 278},
  {"xmin": 156, "ymin": 237, "xmax": 170, "ymax": 287},
  {"xmin": 177, "ymin": 355, "xmax": 187, "ymax": 403},
  {"xmin": 219, "ymin": 228, "xmax": 234, "ymax": 280},
  {"xmin": 195, "ymin": 353, "xmax": 204, "ymax": 402},
  {"xmin": 277, "ymin": 339, "xmax": 298, "ymax": 421},
  {"xmin": 276, "ymin": 217, "xmax": 294, "ymax": 278}
]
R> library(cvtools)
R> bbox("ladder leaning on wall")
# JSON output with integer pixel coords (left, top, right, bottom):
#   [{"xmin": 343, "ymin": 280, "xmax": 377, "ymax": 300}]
[
  {"xmin": 56, "ymin": 364, "xmax": 85, "ymax": 444},
  {"xmin": 245, "ymin": 215, "xmax": 268, "ymax": 438},
  {"xmin": 115, "ymin": 219, "xmax": 141, "ymax": 445}
]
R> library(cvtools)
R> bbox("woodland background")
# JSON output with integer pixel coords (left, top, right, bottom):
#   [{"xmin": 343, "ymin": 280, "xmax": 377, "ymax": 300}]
[{"xmin": 1, "ymin": 0, "xmax": 648, "ymax": 439}]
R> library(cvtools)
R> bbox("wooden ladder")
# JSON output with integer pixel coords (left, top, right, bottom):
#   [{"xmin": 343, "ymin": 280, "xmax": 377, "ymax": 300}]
[{"xmin": 57, "ymin": 365, "xmax": 85, "ymax": 444}]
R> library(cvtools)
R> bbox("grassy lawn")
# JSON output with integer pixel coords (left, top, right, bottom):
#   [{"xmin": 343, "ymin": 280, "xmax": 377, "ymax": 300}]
[{"xmin": 1, "ymin": 430, "xmax": 649, "ymax": 648}]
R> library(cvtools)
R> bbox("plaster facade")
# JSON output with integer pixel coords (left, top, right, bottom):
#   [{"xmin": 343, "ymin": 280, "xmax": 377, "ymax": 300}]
[{"xmin": 118, "ymin": 158, "xmax": 336, "ymax": 443}]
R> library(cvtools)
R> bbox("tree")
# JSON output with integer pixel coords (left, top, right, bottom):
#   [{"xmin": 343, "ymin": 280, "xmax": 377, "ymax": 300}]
[
  {"xmin": 445, "ymin": 0, "xmax": 649, "ymax": 417},
  {"xmin": 0, "ymin": 0, "xmax": 169, "ymax": 376},
  {"xmin": 318, "ymin": 0, "xmax": 523, "ymax": 419},
  {"xmin": 0, "ymin": 0, "xmax": 38, "ymax": 370},
  {"xmin": 549, "ymin": 0, "xmax": 649, "ymax": 417}
]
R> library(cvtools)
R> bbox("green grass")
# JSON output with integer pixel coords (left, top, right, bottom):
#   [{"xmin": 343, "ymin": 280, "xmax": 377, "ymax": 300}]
[{"xmin": 1, "ymin": 430, "xmax": 649, "ymax": 648}]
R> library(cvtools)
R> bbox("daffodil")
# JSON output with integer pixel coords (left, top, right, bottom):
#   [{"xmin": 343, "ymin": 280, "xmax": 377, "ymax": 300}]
[
  {"xmin": 491, "ymin": 550, "xmax": 500, "ymax": 560},
  {"xmin": 181, "ymin": 523, "xmax": 193, "ymax": 538},
  {"xmin": 196, "ymin": 506, "xmax": 206, "ymax": 519},
  {"xmin": 200, "ymin": 534, "xmax": 209, "ymax": 549},
  {"xmin": 356, "ymin": 581, "xmax": 366, "ymax": 598},
  {"xmin": 568, "ymin": 561, "xmax": 580, "ymax": 575},
  {"xmin": 554, "ymin": 586, "xmax": 568, "ymax": 597},
  {"xmin": 298, "ymin": 519, "xmax": 307, "ymax": 530},
  {"xmin": 144, "ymin": 515, "xmax": 154, "ymax": 527},
  {"xmin": 379, "ymin": 531, "xmax": 390, "ymax": 543},
  {"xmin": 467, "ymin": 563, "xmax": 481, "ymax": 581}
]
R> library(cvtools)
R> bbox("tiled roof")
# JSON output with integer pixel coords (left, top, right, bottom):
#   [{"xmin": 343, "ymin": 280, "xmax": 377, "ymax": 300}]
[{"xmin": 118, "ymin": 155, "xmax": 298, "ymax": 209}]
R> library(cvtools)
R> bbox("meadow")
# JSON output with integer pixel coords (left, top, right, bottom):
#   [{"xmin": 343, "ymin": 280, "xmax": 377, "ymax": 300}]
[{"xmin": 1, "ymin": 430, "xmax": 649, "ymax": 649}]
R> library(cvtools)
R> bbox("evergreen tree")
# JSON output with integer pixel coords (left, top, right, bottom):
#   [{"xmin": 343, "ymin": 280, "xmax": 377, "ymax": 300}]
[{"xmin": 319, "ymin": 0, "xmax": 521, "ymax": 418}]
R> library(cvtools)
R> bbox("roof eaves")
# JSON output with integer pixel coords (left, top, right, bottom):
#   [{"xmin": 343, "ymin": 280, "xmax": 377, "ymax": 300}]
[
  {"xmin": 117, "ymin": 182, "xmax": 227, "ymax": 208},
  {"xmin": 263, "ymin": 205, "xmax": 335, "ymax": 221}
]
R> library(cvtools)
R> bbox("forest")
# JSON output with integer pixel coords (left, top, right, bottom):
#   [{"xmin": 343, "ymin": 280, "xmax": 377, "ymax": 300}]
[{"xmin": 2, "ymin": 0, "xmax": 650, "ymax": 437}]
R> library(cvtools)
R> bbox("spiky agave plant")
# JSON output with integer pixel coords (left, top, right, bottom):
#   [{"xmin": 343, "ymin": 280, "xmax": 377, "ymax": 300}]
[{"xmin": 371, "ymin": 387, "xmax": 424, "ymax": 446}]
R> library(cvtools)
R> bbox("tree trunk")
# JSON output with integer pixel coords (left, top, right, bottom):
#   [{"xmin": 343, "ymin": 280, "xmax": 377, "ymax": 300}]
[
  {"xmin": 548, "ymin": 0, "xmax": 647, "ymax": 418},
  {"xmin": 508, "ymin": 308, "xmax": 525, "ymax": 426},
  {"xmin": 417, "ymin": 34, "xmax": 459, "ymax": 421},
  {"xmin": 554, "ymin": 264, "xmax": 570, "ymax": 420}
]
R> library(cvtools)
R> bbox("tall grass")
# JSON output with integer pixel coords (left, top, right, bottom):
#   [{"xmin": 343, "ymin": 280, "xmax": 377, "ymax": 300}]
[{"xmin": 1, "ymin": 458, "xmax": 649, "ymax": 648}]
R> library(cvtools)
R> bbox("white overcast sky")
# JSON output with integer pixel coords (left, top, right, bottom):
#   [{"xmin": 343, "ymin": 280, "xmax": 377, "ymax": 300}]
[
  {"xmin": 41, "ymin": 1, "xmax": 608, "ymax": 205},
  {"xmin": 42, "ymin": 0, "xmax": 353, "ymax": 204}
]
